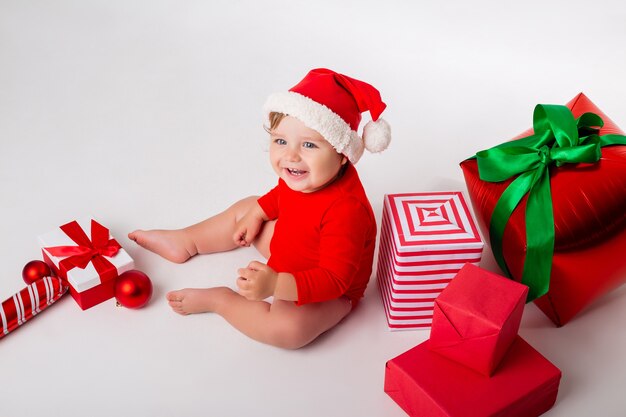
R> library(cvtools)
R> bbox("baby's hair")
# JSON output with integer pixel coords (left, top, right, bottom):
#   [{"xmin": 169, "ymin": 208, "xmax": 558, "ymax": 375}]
[{"xmin": 265, "ymin": 112, "xmax": 286, "ymax": 133}]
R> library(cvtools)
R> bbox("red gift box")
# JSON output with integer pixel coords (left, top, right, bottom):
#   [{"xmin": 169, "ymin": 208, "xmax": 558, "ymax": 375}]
[
  {"xmin": 38, "ymin": 218, "xmax": 134, "ymax": 310},
  {"xmin": 461, "ymin": 93, "xmax": 626, "ymax": 326},
  {"xmin": 377, "ymin": 192, "xmax": 483, "ymax": 330},
  {"xmin": 429, "ymin": 263, "xmax": 528, "ymax": 376},
  {"xmin": 384, "ymin": 337, "xmax": 561, "ymax": 417}
]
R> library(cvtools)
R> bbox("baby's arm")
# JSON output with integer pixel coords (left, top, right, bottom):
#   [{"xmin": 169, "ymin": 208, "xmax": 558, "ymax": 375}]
[{"xmin": 233, "ymin": 201, "xmax": 269, "ymax": 247}]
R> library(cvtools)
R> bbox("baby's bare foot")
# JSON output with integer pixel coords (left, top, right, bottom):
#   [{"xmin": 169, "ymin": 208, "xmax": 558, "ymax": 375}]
[
  {"xmin": 128, "ymin": 229, "xmax": 196, "ymax": 263},
  {"xmin": 166, "ymin": 287, "xmax": 234, "ymax": 315}
]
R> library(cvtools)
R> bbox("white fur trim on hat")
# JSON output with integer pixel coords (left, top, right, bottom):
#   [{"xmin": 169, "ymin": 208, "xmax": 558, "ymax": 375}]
[{"xmin": 263, "ymin": 91, "xmax": 365, "ymax": 164}]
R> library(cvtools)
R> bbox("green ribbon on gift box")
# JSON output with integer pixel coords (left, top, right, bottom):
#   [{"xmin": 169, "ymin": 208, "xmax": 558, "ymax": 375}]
[{"xmin": 474, "ymin": 104, "xmax": 626, "ymax": 301}]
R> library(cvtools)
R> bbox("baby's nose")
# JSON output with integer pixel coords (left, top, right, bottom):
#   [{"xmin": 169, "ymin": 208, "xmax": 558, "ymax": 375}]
[{"xmin": 285, "ymin": 146, "xmax": 301, "ymax": 161}]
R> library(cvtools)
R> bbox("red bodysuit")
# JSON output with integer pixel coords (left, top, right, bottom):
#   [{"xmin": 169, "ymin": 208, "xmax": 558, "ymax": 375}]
[{"xmin": 257, "ymin": 163, "xmax": 376, "ymax": 307}]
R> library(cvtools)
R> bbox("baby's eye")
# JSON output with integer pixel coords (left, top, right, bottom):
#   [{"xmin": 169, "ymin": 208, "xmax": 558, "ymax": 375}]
[
  {"xmin": 303, "ymin": 142, "xmax": 318, "ymax": 149},
  {"xmin": 274, "ymin": 138, "xmax": 287, "ymax": 145}
]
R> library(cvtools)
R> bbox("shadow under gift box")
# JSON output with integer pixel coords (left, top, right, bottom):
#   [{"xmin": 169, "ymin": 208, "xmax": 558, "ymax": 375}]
[
  {"xmin": 384, "ymin": 337, "xmax": 561, "ymax": 417},
  {"xmin": 460, "ymin": 93, "xmax": 626, "ymax": 326}
]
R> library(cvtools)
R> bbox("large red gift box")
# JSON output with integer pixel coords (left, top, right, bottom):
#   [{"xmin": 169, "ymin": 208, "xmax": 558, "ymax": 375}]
[
  {"xmin": 385, "ymin": 337, "xmax": 561, "ymax": 417},
  {"xmin": 38, "ymin": 218, "xmax": 134, "ymax": 310},
  {"xmin": 377, "ymin": 192, "xmax": 483, "ymax": 330},
  {"xmin": 460, "ymin": 93, "xmax": 626, "ymax": 326},
  {"xmin": 429, "ymin": 263, "xmax": 528, "ymax": 376}
]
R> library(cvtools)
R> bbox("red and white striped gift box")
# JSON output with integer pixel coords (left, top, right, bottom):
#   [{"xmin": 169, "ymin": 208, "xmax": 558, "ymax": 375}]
[
  {"xmin": 377, "ymin": 192, "xmax": 483, "ymax": 330},
  {"xmin": 0, "ymin": 277, "xmax": 68, "ymax": 339}
]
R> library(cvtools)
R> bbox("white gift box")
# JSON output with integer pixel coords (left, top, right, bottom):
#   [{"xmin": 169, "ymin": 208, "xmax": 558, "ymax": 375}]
[
  {"xmin": 37, "ymin": 217, "xmax": 134, "ymax": 310},
  {"xmin": 377, "ymin": 192, "xmax": 483, "ymax": 330}
]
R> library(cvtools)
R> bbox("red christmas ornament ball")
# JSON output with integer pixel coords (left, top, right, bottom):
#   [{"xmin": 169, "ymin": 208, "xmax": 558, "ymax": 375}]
[
  {"xmin": 115, "ymin": 270, "xmax": 153, "ymax": 309},
  {"xmin": 22, "ymin": 260, "xmax": 52, "ymax": 284}
]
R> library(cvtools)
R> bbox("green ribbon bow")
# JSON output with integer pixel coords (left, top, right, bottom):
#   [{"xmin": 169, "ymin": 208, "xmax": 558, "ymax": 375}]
[{"xmin": 474, "ymin": 104, "xmax": 626, "ymax": 301}]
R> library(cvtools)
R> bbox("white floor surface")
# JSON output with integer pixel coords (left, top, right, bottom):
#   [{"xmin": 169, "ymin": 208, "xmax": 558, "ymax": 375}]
[{"xmin": 1, "ymin": 1, "xmax": 626, "ymax": 416}]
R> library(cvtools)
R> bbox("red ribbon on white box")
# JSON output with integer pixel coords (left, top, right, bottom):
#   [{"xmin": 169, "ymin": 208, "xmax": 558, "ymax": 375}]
[
  {"xmin": 39, "ymin": 218, "xmax": 134, "ymax": 294},
  {"xmin": 44, "ymin": 219, "xmax": 121, "ymax": 279}
]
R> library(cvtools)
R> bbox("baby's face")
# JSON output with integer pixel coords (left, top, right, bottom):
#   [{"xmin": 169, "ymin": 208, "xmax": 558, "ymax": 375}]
[{"xmin": 268, "ymin": 116, "xmax": 347, "ymax": 193}]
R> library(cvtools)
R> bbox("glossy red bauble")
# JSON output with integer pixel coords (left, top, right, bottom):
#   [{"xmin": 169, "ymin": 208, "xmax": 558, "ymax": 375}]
[
  {"xmin": 115, "ymin": 270, "xmax": 153, "ymax": 309},
  {"xmin": 22, "ymin": 260, "xmax": 52, "ymax": 285}
]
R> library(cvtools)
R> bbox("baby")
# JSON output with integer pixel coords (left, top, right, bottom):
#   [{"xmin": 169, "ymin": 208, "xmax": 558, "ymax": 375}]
[{"xmin": 129, "ymin": 68, "xmax": 391, "ymax": 349}]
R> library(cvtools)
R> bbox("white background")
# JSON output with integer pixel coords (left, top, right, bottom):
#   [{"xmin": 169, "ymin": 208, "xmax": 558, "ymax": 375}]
[{"xmin": 2, "ymin": 1, "xmax": 626, "ymax": 416}]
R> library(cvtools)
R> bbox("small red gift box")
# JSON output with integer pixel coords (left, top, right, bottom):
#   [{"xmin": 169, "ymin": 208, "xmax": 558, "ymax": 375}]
[
  {"xmin": 460, "ymin": 93, "xmax": 626, "ymax": 326},
  {"xmin": 384, "ymin": 337, "xmax": 561, "ymax": 417},
  {"xmin": 38, "ymin": 218, "xmax": 134, "ymax": 310},
  {"xmin": 377, "ymin": 192, "xmax": 483, "ymax": 330},
  {"xmin": 429, "ymin": 263, "xmax": 528, "ymax": 376}
]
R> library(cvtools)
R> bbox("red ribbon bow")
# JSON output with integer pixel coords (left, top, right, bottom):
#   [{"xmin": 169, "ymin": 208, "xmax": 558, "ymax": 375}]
[{"xmin": 45, "ymin": 220, "xmax": 121, "ymax": 280}]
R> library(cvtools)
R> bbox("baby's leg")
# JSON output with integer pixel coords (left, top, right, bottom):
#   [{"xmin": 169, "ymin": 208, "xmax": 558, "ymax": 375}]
[
  {"xmin": 129, "ymin": 196, "xmax": 262, "ymax": 263},
  {"xmin": 128, "ymin": 229, "xmax": 196, "ymax": 264},
  {"xmin": 260, "ymin": 298, "xmax": 352, "ymax": 349},
  {"xmin": 166, "ymin": 287, "xmax": 233, "ymax": 315},
  {"xmin": 168, "ymin": 287, "xmax": 352, "ymax": 349}
]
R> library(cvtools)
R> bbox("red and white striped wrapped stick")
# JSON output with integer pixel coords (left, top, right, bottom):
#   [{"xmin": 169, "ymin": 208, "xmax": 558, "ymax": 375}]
[{"xmin": 0, "ymin": 276, "xmax": 68, "ymax": 339}]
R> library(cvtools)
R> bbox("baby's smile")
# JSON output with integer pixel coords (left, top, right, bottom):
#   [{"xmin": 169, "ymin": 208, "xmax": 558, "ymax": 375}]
[{"xmin": 286, "ymin": 168, "xmax": 307, "ymax": 176}]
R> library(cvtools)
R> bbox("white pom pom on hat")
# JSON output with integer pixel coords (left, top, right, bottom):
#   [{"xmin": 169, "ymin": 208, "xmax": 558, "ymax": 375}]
[
  {"xmin": 263, "ymin": 68, "xmax": 391, "ymax": 164},
  {"xmin": 363, "ymin": 119, "xmax": 391, "ymax": 153}
]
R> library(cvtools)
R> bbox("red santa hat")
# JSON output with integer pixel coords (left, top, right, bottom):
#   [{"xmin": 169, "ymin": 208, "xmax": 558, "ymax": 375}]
[{"xmin": 263, "ymin": 68, "xmax": 391, "ymax": 164}]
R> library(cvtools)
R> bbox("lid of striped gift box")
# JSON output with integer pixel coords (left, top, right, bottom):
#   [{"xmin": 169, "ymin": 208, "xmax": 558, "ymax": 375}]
[{"xmin": 383, "ymin": 192, "xmax": 484, "ymax": 256}]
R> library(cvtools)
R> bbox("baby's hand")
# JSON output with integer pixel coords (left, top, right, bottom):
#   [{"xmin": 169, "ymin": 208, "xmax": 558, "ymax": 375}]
[
  {"xmin": 236, "ymin": 261, "xmax": 278, "ymax": 301},
  {"xmin": 233, "ymin": 227, "xmax": 249, "ymax": 247},
  {"xmin": 233, "ymin": 209, "xmax": 264, "ymax": 247}
]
